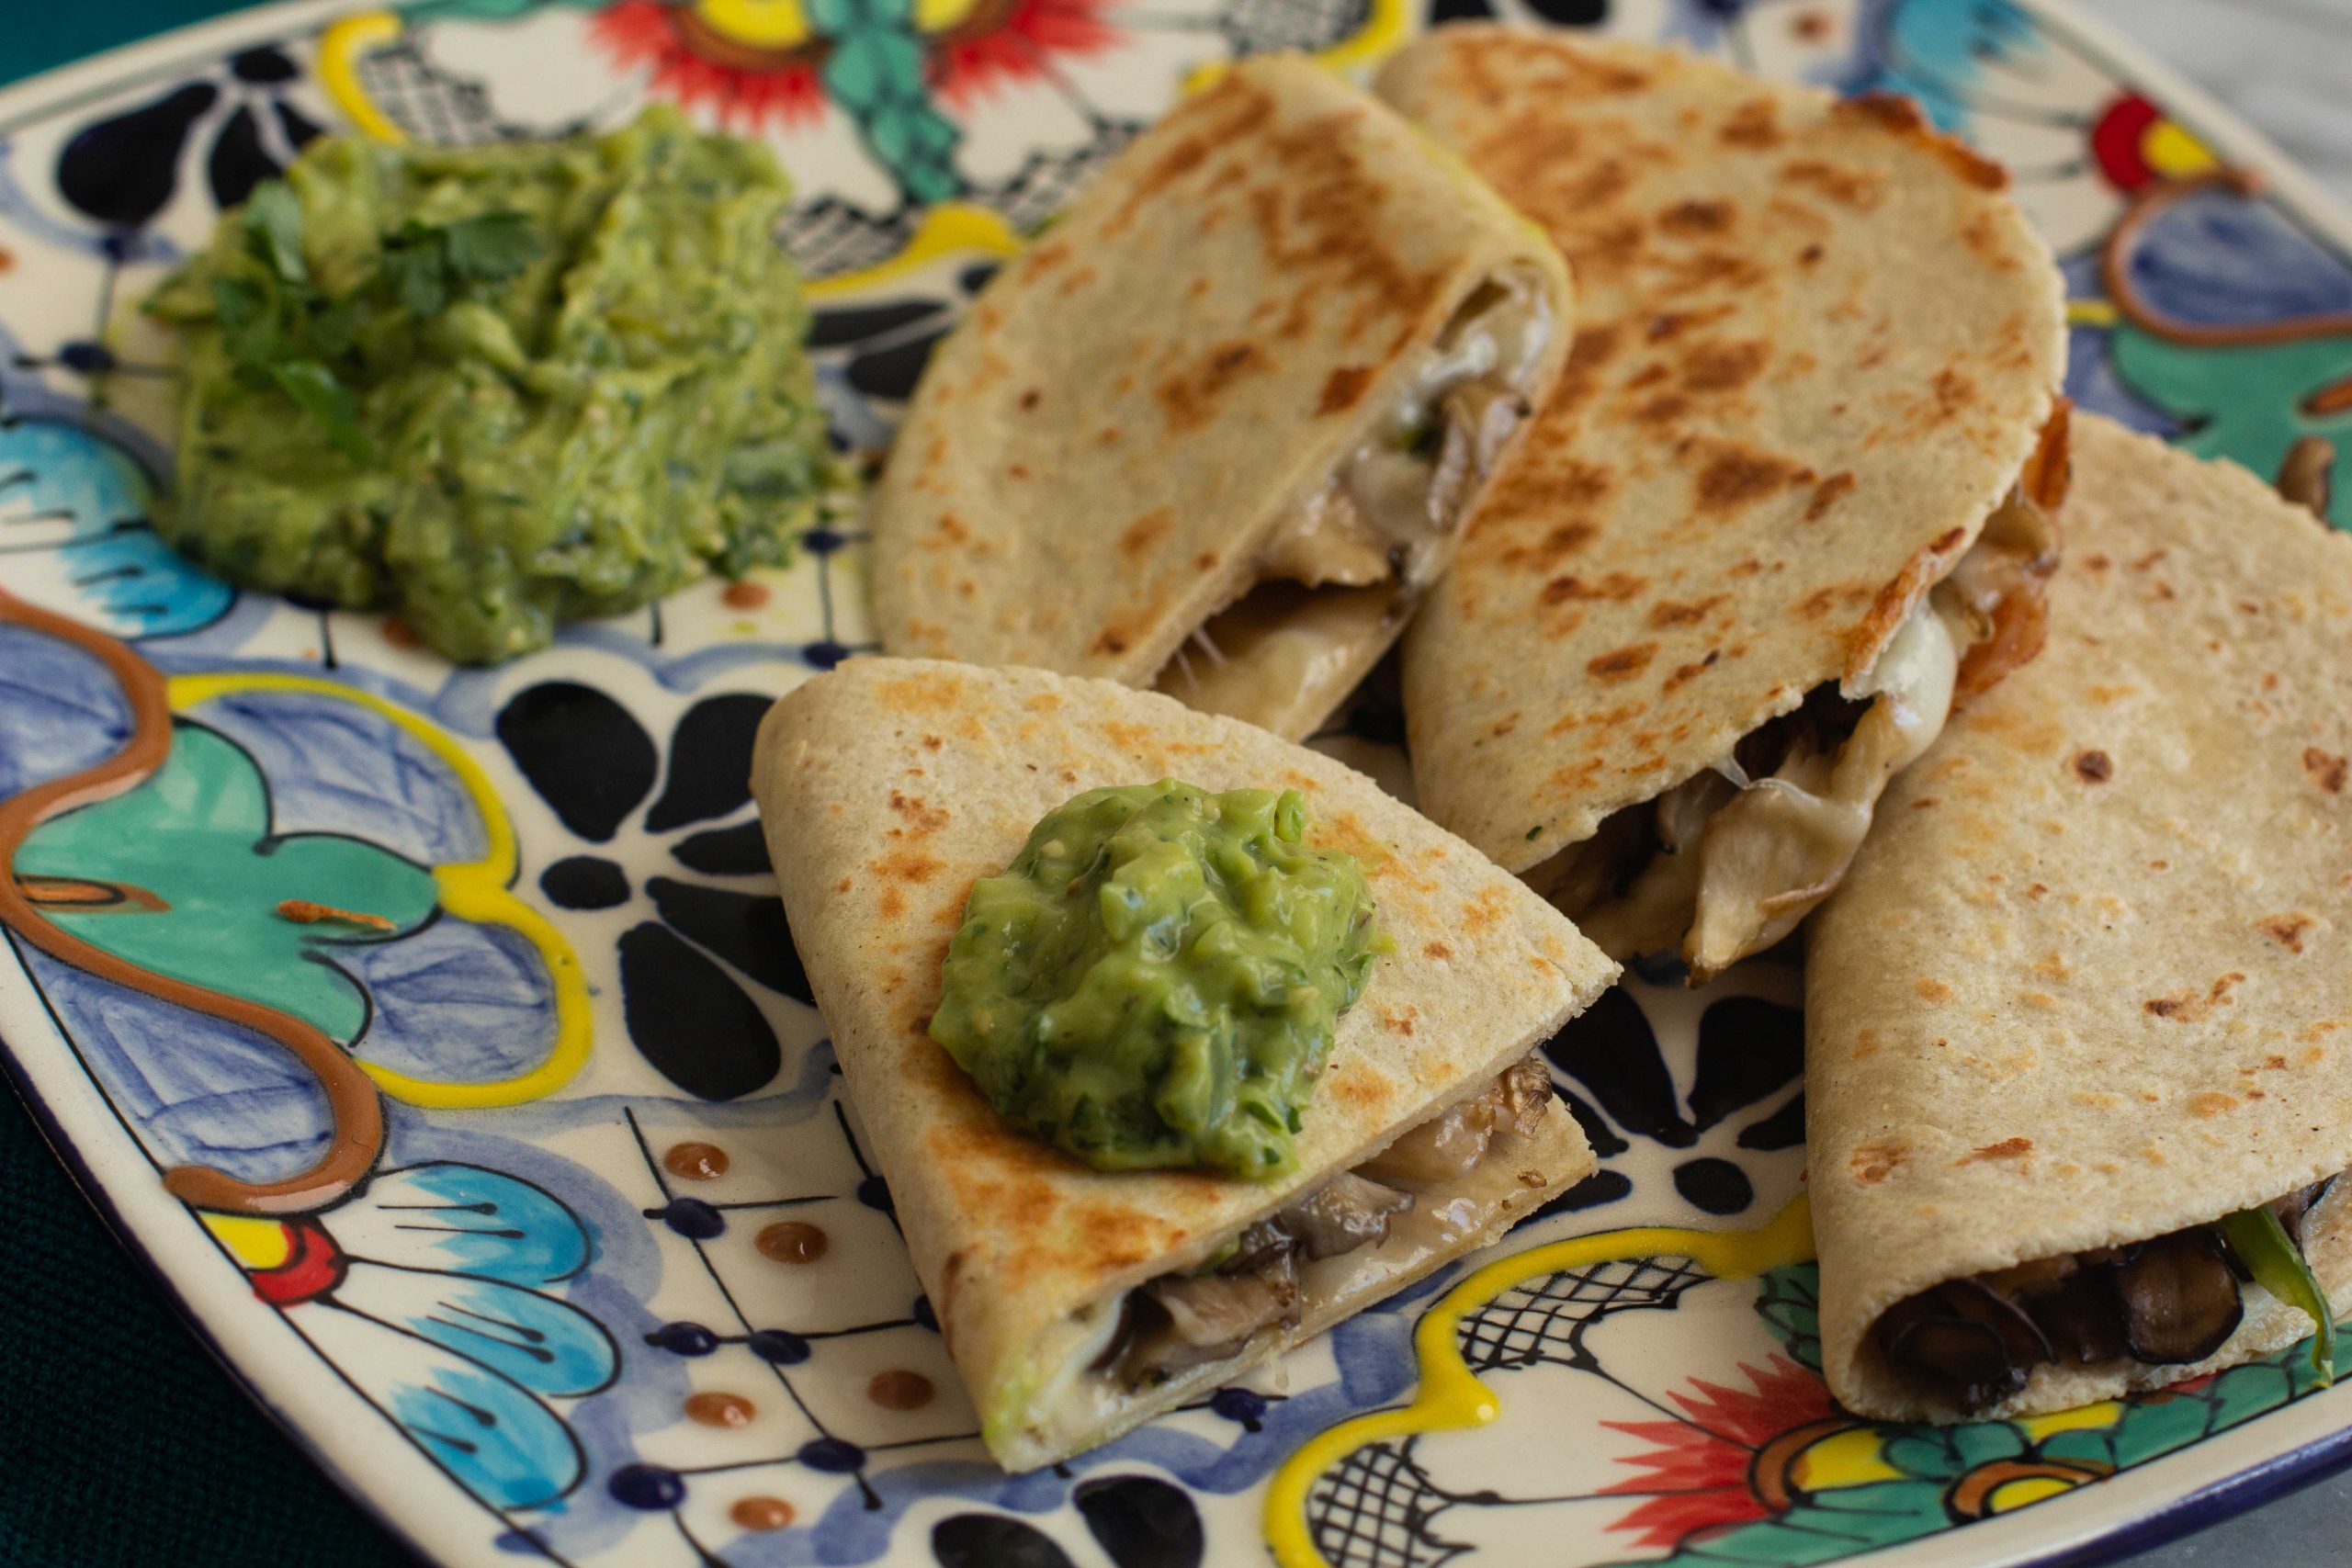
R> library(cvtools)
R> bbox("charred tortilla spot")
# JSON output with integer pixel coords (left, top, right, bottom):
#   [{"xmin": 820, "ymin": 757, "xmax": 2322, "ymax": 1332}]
[
  {"xmin": 1318, "ymin": 365, "xmax": 1374, "ymax": 414},
  {"xmin": 1018, "ymin": 387, "xmax": 1041, "ymax": 411},
  {"xmin": 2072, "ymin": 750, "xmax": 2113, "ymax": 784},
  {"xmin": 1586, "ymin": 642, "xmax": 1657, "ymax": 682},
  {"xmin": 1542, "ymin": 571, "xmax": 1647, "ymax": 605},
  {"xmin": 1157, "ymin": 341, "xmax": 1269, "ymax": 434},
  {"xmin": 1850, "ymin": 1138, "xmax": 1907, "ymax": 1184},
  {"xmin": 1658, "ymin": 198, "xmax": 1734, "ymax": 236},
  {"xmin": 2258, "ymin": 913, "xmax": 2317, "ymax": 953},
  {"xmin": 1839, "ymin": 92, "xmax": 2010, "ymax": 189},
  {"xmin": 1647, "ymin": 594, "xmax": 1725, "ymax": 627},
  {"xmin": 1694, "ymin": 445, "xmax": 1805, "ymax": 513},
  {"xmin": 2144, "ymin": 972, "xmax": 2246, "ymax": 1022},
  {"xmin": 1720, "ymin": 98, "xmax": 1783, "ymax": 148},
  {"xmin": 1681, "ymin": 339, "xmax": 1769, "ymax": 392},
  {"xmin": 1118, "ymin": 508, "xmax": 1173, "ymax": 561},
  {"xmin": 1781, "ymin": 157, "xmax": 1888, "ymax": 211},
  {"xmin": 1804, "ymin": 471, "xmax": 1858, "ymax": 521},
  {"xmin": 1917, "ymin": 977, "xmax": 1953, "ymax": 1001},
  {"xmin": 1962, "ymin": 1136, "xmax": 2032, "ymax": 1163},
  {"xmin": 1662, "ymin": 649, "xmax": 1721, "ymax": 693},
  {"xmin": 2303, "ymin": 746, "xmax": 2347, "ymax": 794}
]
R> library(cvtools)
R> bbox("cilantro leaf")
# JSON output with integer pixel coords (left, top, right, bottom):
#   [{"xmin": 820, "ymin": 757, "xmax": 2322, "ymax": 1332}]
[
  {"xmin": 266, "ymin": 361, "xmax": 373, "ymax": 464},
  {"xmin": 439, "ymin": 210, "xmax": 541, "ymax": 286},
  {"xmin": 376, "ymin": 210, "xmax": 539, "ymax": 321},
  {"xmin": 242, "ymin": 182, "xmax": 308, "ymax": 285}
]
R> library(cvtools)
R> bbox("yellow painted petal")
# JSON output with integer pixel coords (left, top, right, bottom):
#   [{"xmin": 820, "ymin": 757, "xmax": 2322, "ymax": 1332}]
[{"xmin": 203, "ymin": 1212, "xmax": 295, "ymax": 1269}]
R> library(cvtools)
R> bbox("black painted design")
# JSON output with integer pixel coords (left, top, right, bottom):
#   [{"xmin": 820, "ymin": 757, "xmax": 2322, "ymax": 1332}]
[
  {"xmin": 1429, "ymin": 0, "xmax": 1498, "ymax": 21},
  {"xmin": 809, "ymin": 299, "xmax": 941, "ymax": 349},
  {"xmin": 497, "ymin": 682, "xmax": 658, "ymax": 842},
  {"xmin": 1075, "ymin": 1475, "xmax": 1204, "ymax": 1568},
  {"xmin": 229, "ymin": 45, "xmax": 300, "ymax": 84},
  {"xmin": 1555, "ymin": 1085, "xmax": 1629, "ymax": 1159},
  {"xmin": 645, "ymin": 694, "xmax": 771, "ymax": 831},
  {"xmin": 847, "ymin": 329, "xmax": 951, "ymax": 400},
  {"xmin": 1541, "ymin": 1168, "xmax": 1633, "ymax": 1216},
  {"xmin": 273, "ymin": 98, "xmax": 323, "ymax": 151},
  {"xmin": 56, "ymin": 83, "xmax": 218, "ymax": 228},
  {"xmin": 1672, "ymin": 1156, "xmax": 1754, "ymax": 1215},
  {"xmin": 1525, "ymin": 0, "xmax": 1610, "ymax": 22},
  {"xmin": 933, "ymin": 1515, "xmax": 1077, "ymax": 1568},
  {"xmin": 671, "ymin": 819, "xmax": 772, "ymax": 876},
  {"xmin": 646, "ymin": 876, "xmax": 812, "ymax": 1005},
  {"xmin": 205, "ymin": 105, "xmax": 278, "ymax": 210},
  {"xmin": 1688, "ymin": 996, "xmax": 1803, "ymax": 1133},
  {"xmin": 540, "ymin": 855, "xmax": 629, "ymax": 909},
  {"xmin": 617, "ymin": 921, "xmax": 781, "ymax": 1100},
  {"xmin": 1737, "ymin": 1091, "xmax": 1805, "ymax": 1151},
  {"xmin": 1543, "ymin": 988, "xmax": 1695, "ymax": 1147}
]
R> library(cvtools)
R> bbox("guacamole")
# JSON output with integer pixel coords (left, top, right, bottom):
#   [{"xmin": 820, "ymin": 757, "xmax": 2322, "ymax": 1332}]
[
  {"xmin": 930, "ymin": 781, "xmax": 1381, "ymax": 1180},
  {"xmin": 143, "ymin": 106, "xmax": 837, "ymax": 663}
]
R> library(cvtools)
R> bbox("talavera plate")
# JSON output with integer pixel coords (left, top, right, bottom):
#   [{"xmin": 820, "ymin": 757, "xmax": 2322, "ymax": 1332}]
[{"xmin": 5, "ymin": 1, "xmax": 2352, "ymax": 1564}]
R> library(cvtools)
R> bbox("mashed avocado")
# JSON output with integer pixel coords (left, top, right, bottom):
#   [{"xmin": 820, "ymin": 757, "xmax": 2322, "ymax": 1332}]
[
  {"xmin": 930, "ymin": 781, "xmax": 1381, "ymax": 1180},
  {"xmin": 143, "ymin": 106, "xmax": 837, "ymax": 663}
]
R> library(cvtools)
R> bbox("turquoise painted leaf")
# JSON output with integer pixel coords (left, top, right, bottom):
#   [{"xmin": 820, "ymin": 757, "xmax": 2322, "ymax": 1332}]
[
  {"xmin": 292, "ymin": 1298, "xmax": 585, "ymax": 1511},
  {"xmin": 15, "ymin": 720, "xmax": 438, "ymax": 1043},
  {"xmin": 328, "ymin": 1162, "xmax": 594, "ymax": 1287},
  {"xmin": 334, "ymin": 1260, "xmax": 616, "ymax": 1398}
]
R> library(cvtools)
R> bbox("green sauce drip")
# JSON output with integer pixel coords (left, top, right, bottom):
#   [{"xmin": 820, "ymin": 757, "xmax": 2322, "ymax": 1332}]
[{"xmin": 930, "ymin": 781, "xmax": 1382, "ymax": 1180}]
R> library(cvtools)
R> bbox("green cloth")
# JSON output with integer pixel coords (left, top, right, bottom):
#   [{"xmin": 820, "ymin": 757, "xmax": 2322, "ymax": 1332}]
[{"xmin": 2, "ymin": 3, "xmax": 260, "ymax": 88}]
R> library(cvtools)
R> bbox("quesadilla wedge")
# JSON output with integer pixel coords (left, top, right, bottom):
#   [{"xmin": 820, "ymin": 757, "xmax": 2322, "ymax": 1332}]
[
  {"xmin": 1810, "ymin": 415, "xmax": 2352, "ymax": 1422},
  {"xmin": 751, "ymin": 659, "xmax": 1614, "ymax": 1468},
  {"xmin": 1378, "ymin": 29, "xmax": 2067, "ymax": 979},
  {"xmin": 869, "ymin": 55, "xmax": 1574, "ymax": 742}
]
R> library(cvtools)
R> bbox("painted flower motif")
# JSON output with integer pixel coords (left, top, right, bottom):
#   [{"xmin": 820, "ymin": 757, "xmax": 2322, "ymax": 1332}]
[
  {"xmin": 1539, "ymin": 973, "xmax": 1807, "ymax": 1221},
  {"xmin": 493, "ymin": 678, "xmax": 816, "ymax": 1100},
  {"xmin": 51, "ymin": 44, "xmax": 325, "ymax": 235},
  {"xmin": 205, "ymin": 1162, "xmax": 618, "ymax": 1510}
]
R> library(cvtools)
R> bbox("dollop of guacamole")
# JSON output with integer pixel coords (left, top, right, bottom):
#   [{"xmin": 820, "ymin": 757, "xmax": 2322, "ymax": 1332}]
[
  {"xmin": 930, "ymin": 781, "xmax": 1381, "ymax": 1180},
  {"xmin": 143, "ymin": 106, "xmax": 837, "ymax": 663}
]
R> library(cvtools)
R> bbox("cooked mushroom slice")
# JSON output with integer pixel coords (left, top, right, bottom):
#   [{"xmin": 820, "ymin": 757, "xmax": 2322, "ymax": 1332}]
[
  {"xmin": 1116, "ymin": 1246, "xmax": 1302, "ymax": 1388},
  {"xmin": 1355, "ymin": 1055, "xmax": 1553, "ymax": 1190},
  {"xmin": 2027, "ymin": 1267, "xmax": 2130, "ymax": 1366},
  {"xmin": 1280, "ymin": 1172, "xmax": 1414, "ymax": 1260},
  {"xmin": 1877, "ymin": 1277, "xmax": 2053, "ymax": 1412},
  {"xmin": 2269, "ymin": 1178, "xmax": 2337, "ymax": 1248},
  {"xmin": 2115, "ymin": 1230, "xmax": 2244, "ymax": 1365}
]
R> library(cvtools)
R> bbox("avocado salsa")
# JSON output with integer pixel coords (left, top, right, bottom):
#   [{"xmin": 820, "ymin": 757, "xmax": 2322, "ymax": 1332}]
[
  {"xmin": 929, "ymin": 782, "xmax": 1382, "ymax": 1179},
  {"xmin": 143, "ymin": 106, "xmax": 837, "ymax": 664}
]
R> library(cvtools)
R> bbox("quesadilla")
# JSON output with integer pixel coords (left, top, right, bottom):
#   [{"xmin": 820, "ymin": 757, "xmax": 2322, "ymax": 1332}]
[
  {"xmin": 869, "ymin": 55, "xmax": 1574, "ymax": 742},
  {"xmin": 1810, "ymin": 414, "xmax": 2352, "ymax": 1422},
  {"xmin": 1378, "ymin": 29, "xmax": 2068, "ymax": 978},
  {"xmin": 751, "ymin": 658, "xmax": 1614, "ymax": 1468}
]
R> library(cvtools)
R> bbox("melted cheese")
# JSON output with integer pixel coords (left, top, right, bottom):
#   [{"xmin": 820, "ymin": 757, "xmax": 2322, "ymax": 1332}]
[{"xmin": 1156, "ymin": 270, "xmax": 1553, "ymax": 732}]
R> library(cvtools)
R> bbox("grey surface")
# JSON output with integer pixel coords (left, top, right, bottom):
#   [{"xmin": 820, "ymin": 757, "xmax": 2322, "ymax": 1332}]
[{"xmin": 2068, "ymin": 6, "xmax": 2352, "ymax": 1562}]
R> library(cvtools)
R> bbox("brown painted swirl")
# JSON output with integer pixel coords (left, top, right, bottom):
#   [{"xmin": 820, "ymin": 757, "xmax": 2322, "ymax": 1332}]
[{"xmin": 0, "ymin": 587, "xmax": 384, "ymax": 1214}]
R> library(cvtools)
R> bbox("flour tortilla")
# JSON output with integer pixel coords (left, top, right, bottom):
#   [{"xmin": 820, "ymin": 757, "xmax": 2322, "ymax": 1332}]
[
  {"xmin": 1379, "ymin": 28, "xmax": 2064, "ymax": 868},
  {"xmin": 751, "ymin": 658, "xmax": 1614, "ymax": 1468},
  {"xmin": 870, "ymin": 54, "xmax": 1573, "ymax": 741},
  {"xmin": 1809, "ymin": 415, "xmax": 2352, "ymax": 1421}
]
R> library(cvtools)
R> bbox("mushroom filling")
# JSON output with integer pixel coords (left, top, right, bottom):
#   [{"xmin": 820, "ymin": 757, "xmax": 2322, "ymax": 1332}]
[
  {"xmin": 1876, "ymin": 1178, "xmax": 2340, "ymax": 1414},
  {"xmin": 1098, "ymin": 1055, "xmax": 1554, "ymax": 1392},
  {"xmin": 1154, "ymin": 269, "xmax": 1555, "ymax": 736},
  {"xmin": 1525, "ymin": 490, "xmax": 2059, "ymax": 979}
]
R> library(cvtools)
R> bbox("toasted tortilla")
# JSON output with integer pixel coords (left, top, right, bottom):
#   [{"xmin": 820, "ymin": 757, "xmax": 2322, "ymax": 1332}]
[
  {"xmin": 870, "ymin": 54, "xmax": 1573, "ymax": 741},
  {"xmin": 1379, "ymin": 29, "xmax": 2064, "ymax": 962},
  {"xmin": 751, "ymin": 659, "xmax": 1614, "ymax": 1469},
  {"xmin": 1810, "ymin": 415, "xmax": 2352, "ymax": 1421}
]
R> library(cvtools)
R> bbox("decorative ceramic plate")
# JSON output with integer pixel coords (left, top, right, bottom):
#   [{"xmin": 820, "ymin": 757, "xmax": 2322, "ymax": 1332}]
[{"xmin": 5, "ymin": 1, "xmax": 2352, "ymax": 1564}]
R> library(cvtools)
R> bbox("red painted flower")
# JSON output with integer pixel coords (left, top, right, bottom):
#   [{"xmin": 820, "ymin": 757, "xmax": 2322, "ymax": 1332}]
[
  {"xmin": 589, "ymin": 0, "xmax": 1121, "ymax": 131},
  {"xmin": 1600, "ymin": 1353, "xmax": 1841, "ymax": 1550}
]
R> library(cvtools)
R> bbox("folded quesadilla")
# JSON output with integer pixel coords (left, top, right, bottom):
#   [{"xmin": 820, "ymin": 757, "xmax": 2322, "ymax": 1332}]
[
  {"xmin": 869, "ymin": 55, "xmax": 1574, "ymax": 742},
  {"xmin": 751, "ymin": 659, "xmax": 1613, "ymax": 1468},
  {"xmin": 1378, "ymin": 29, "xmax": 2068, "ymax": 979},
  {"xmin": 1810, "ymin": 414, "xmax": 2352, "ymax": 1422}
]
